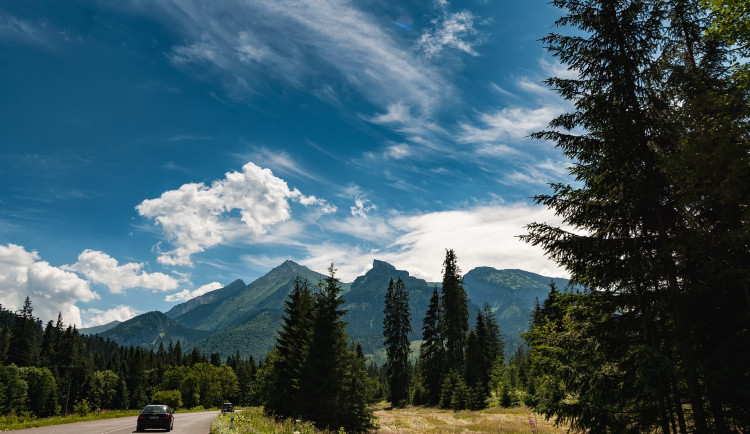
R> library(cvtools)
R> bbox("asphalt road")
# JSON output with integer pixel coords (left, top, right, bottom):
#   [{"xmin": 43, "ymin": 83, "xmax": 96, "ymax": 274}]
[{"xmin": 8, "ymin": 411, "xmax": 219, "ymax": 434}]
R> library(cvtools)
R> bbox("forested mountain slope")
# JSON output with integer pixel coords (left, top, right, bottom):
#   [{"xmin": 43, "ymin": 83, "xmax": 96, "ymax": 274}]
[{"xmin": 92, "ymin": 260, "xmax": 569, "ymax": 361}]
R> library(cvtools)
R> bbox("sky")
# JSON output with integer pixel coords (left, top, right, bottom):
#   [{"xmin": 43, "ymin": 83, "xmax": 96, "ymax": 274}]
[{"xmin": 0, "ymin": 0, "xmax": 575, "ymax": 328}]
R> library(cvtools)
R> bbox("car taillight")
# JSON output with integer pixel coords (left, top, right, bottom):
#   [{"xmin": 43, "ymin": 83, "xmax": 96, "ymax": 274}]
[
  {"xmin": 162, "ymin": 415, "xmax": 170, "ymax": 419},
  {"xmin": 138, "ymin": 415, "xmax": 144, "ymax": 419}
]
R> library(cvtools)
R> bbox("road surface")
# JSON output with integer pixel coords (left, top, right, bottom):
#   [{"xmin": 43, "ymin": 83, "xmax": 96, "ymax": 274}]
[{"xmin": 8, "ymin": 411, "xmax": 219, "ymax": 434}]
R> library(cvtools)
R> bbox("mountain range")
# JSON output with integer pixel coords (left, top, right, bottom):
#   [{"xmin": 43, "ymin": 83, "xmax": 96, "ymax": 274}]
[{"xmin": 83, "ymin": 260, "xmax": 568, "ymax": 363}]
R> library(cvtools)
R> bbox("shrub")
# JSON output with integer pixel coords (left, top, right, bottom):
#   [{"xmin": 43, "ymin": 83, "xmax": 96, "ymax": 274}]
[
  {"xmin": 74, "ymin": 399, "xmax": 91, "ymax": 417},
  {"xmin": 151, "ymin": 390, "xmax": 182, "ymax": 409}
]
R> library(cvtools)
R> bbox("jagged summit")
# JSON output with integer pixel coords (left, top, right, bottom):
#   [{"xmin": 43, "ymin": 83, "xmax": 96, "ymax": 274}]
[{"xmin": 371, "ymin": 259, "xmax": 396, "ymax": 271}]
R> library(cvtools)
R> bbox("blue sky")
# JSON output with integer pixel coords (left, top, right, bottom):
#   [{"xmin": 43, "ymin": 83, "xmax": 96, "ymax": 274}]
[{"xmin": 0, "ymin": 0, "xmax": 574, "ymax": 327}]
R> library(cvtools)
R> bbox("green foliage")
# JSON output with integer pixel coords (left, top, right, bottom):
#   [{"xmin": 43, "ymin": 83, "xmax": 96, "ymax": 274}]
[
  {"xmin": 522, "ymin": 0, "xmax": 750, "ymax": 431},
  {"xmin": 158, "ymin": 363, "xmax": 237, "ymax": 409},
  {"xmin": 383, "ymin": 277, "xmax": 411, "ymax": 407},
  {"xmin": 0, "ymin": 364, "xmax": 28, "ymax": 414},
  {"xmin": 90, "ymin": 370, "xmax": 119, "ymax": 410},
  {"xmin": 440, "ymin": 250, "xmax": 469, "ymax": 373},
  {"xmin": 151, "ymin": 390, "xmax": 182, "ymax": 409},
  {"xmin": 264, "ymin": 265, "xmax": 374, "ymax": 432},
  {"xmin": 264, "ymin": 277, "xmax": 314, "ymax": 418},
  {"xmin": 418, "ymin": 287, "xmax": 445, "ymax": 406},
  {"xmin": 20, "ymin": 366, "xmax": 59, "ymax": 417},
  {"xmin": 73, "ymin": 399, "xmax": 90, "ymax": 417}
]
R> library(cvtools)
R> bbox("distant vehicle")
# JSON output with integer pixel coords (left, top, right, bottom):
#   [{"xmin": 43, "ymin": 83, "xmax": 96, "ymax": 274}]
[
  {"xmin": 136, "ymin": 404, "xmax": 174, "ymax": 432},
  {"xmin": 221, "ymin": 402, "xmax": 234, "ymax": 413}
]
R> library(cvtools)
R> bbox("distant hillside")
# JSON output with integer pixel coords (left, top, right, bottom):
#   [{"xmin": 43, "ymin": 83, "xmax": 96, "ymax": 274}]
[
  {"xmin": 342, "ymin": 260, "xmax": 481, "ymax": 356},
  {"xmin": 166, "ymin": 279, "xmax": 246, "ymax": 319},
  {"xmin": 88, "ymin": 260, "xmax": 567, "ymax": 361},
  {"xmin": 96, "ymin": 311, "xmax": 210, "ymax": 349},
  {"xmin": 171, "ymin": 260, "xmax": 350, "ymax": 332},
  {"xmin": 194, "ymin": 309, "xmax": 283, "ymax": 361},
  {"xmin": 463, "ymin": 267, "xmax": 570, "ymax": 351},
  {"xmin": 79, "ymin": 320, "xmax": 122, "ymax": 335}
]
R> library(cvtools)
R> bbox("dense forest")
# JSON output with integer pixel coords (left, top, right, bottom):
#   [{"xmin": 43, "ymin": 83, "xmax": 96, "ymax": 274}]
[{"xmin": 1, "ymin": 0, "xmax": 748, "ymax": 432}]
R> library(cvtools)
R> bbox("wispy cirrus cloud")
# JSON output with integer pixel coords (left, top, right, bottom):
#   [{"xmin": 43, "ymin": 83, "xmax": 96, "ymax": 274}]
[
  {"xmin": 0, "ymin": 15, "xmax": 60, "ymax": 49},
  {"xmin": 124, "ymin": 0, "xmax": 450, "ymax": 118}
]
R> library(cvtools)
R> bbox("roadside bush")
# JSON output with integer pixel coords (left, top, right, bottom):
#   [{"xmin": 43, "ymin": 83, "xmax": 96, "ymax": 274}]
[
  {"xmin": 151, "ymin": 390, "xmax": 182, "ymax": 409},
  {"xmin": 74, "ymin": 399, "xmax": 91, "ymax": 417}
]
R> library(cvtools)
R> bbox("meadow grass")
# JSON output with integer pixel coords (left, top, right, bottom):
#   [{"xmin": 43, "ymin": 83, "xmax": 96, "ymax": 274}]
[{"xmin": 210, "ymin": 407, "xmax": 335, "ymax": 434}]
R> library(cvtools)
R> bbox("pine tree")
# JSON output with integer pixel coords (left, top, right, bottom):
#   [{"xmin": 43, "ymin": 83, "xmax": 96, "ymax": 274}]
[
  {"xmin": 298, "ymin": 264, "xmax": 372, "ymax": 431},
  {"xmin": 521, "ymin": 0, "xmax": 750, "ymax": 430},
  {"xmin": 418, "ymin": 287, "xmax": 445, "ymax": 405},
  {"xmin": 439, "ymin": 249, "xmax": 468, "ymax": 373},
  {"xmin": 8, "ymin": 297, "xmax": 39, "ymax": 366},
  {"xmin": 383, "ymin": 277, "xmax": 412, "ymax": 407},
  {"xmin": 265, "ymin": 276, "xmax": 314, "ymax": 419}
]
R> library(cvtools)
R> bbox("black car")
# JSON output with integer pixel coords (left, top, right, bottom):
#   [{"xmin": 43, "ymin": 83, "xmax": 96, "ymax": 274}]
[
  {"xmin": 221, "ymin": 402, "xmax": 234, "ymax": 413},
  {"xmin": 136, "ymin": 404, "xmax": 174, "ymax": 432}
]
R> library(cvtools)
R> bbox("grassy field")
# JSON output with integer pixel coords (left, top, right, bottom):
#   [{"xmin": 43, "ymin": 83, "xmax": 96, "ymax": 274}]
[
  {"xmin": 211, "ymin": 405, "xmax": 566, "ymax": 433},
  {"xmin": 372, "ymin": 404, "xmax": 565, "ymax": 433}
]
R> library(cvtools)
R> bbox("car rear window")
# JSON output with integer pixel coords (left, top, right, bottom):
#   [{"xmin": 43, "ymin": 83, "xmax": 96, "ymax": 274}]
[{"xmin": 142, "ymin": 405, "xmax": 167, "ymax": 413}]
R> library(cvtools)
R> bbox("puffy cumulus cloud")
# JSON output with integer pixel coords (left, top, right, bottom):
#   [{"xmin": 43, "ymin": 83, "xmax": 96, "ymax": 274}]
[
  {"xmin": 136, "ymin": 162, "xmax": 332, "ymax": 266},
  {"xmin": 0, "ymin": 244, "xmax": 98, "ymax": 326},
  {"xmin": 81, "ymin": 305, "xmax": 138, "ymax": 328},
  {"xmin": 165, "ymin": 282, "xmax": 223, "ymax": 303},
  {"xmin": 64, "ymin": 249, "xmax": 179, "ymax": 293},
  {"xmin": 417, "ymin": 11, "xmax": 481, "ymax": 58}
]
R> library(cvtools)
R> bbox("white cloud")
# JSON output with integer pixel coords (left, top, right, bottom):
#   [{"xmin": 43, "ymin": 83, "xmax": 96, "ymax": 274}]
[
  {"xmin": 386, "ymin": 143, "xmax": 412, "ymax": 160},
  {"xmin": 165, "ymin": 281, "xmax": 223, "ymax": 303},
  {"xmin": 136, "ymin": 162, "xmax": 332, "ymax": 266},
  {"xmin": 0, "ymin": 243, "xmax": 98, "ymax": 326},
  {"xmin": 134, "ymin": 0, "xmax": 449, "ymax": 117},
  {"xmin": 301, "ymin": 204, "xmax": 568, "ymax": 282},
  {"xmin": 65, "ymin": 249, "xmax": 179, "ymax": 293},
  {"xmin": 81, "ymin": 305, "xmax": 138, "ymax": 328},
  {"xmin": 416, "ymin": 11, "xmax": 481, "ymax": 58},
  {"xmin": 350, "ymin": 196, "xmax": 376, "ymax": 218},
  {"xmin": 458, "ymin": 106, "xmax": 563, "ymax": 145}
]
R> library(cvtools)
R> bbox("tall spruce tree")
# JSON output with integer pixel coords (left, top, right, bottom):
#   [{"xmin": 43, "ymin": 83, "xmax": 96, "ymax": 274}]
[
  {"xmin": 8, "ymin": 297, "xmax": 39, "ymax": 367},
  {"xmin": 418, "ymin": 287, "xmax": 444, "ymax": 405},
  {"xmin": 383, "ymin": 277, "xmax": 412, "ymax": 407},
  {"xmin": 522, "ymin": 0, "xmax": 749, "ymax": 431},
  {"xmin": 265, "ymin": 276, "xmax": 314, "ymax": 419},
  {"xmin": 298, "ymin": 264, "xmax": 372, "ymax": 431},
  {"xmin": 439, "ymin": 249, "xmax": 468, "ymax": 373}
]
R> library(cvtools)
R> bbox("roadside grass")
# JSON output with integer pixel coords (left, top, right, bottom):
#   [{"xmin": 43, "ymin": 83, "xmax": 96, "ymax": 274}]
[
  {"xmin": 211, "ymin": 407, "xmax": 334, "ymax": 434},
  {"xmin": 0, "ymin": 409, "xmax": 141, "ymax": 430},
  {"xmin": 0, "ymin": 406, "xmax": 218, "ymax": 431},
  {"xmin": 211, "ymin": 405, "xmax": 566, "ymax": 433}
]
